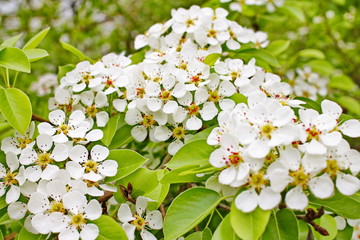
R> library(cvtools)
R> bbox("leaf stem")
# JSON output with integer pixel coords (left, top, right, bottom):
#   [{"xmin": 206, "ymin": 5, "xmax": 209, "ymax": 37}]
[{"xmin": 12, "ymin": 71, "xmax": 19, "ymax": 87}]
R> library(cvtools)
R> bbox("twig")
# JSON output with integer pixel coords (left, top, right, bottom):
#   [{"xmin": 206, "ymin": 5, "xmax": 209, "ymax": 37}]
[
  {"xmin": 159, "ymin": 154, "xmax": 171, "ymax": 169},
  {"xmin": 98, "ymin": 191, "xmax": 114, "ymax": 214},
  {"xmin": 4, "ymin": 232, "xmax": 17, "ymax": 240},
  {"xmin": 160, "ymin": 203, "xmax": 166, "ymax": 220},
  {"xmin": 32, "ymin": 114, "xmax": 50, "ymax": 123},
  {"xmin": 297, "ymin": 207, "xmax": 329, "ymax": 236},
  {"xmin": 120, "ymin": 183, "xmax": 136, "ymax": 204},
  {"xmin": 217, "ymin": 204, "xmax": 231, "ymax": 211}
]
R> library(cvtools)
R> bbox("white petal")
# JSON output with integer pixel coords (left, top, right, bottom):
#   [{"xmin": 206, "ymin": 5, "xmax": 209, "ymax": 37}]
[
  {"xmin": 69, "ymin": 110, "xmax": 86, "ymax": 126},
  {"xmin": 340, "ymin": 119, "xmax": 360, "ymax": 137},
  {"xmin": 80, "ymin": 224, "xmax": 99, "ymax": 240},
  {"xmin": 49, "ymin": 110, "xmax": 65, "ymax": 125},
  {"xmin": 145, "ymin": 210, "xmax": 163, "ymax": 229},
  {"xmin": 308, "ymin": 174, "xmax": 334, "ymax": 199},
  {"xmin": 63, "ymin": 191, "xmax": 87, "ymax": 214},
  {"xmin": 336, "ymin": 173, "xmax": 360, "ymax": 196},
  {"xmin": 136, "ymin": 196, "xmax": 148, "ymax": 216},
  {"xmin": 234, "ymin": 189, "xmax": 258, "ymax": 213},
  {"xmin": 28, "ymin": 192, "xmax": 49, "ymax": 214},
  {"xmin": 131, "ymin": 125, "xmax": 148, "ymax": 142},
  {"xmin": 36, "ymin": 134, "xmax": 53, "ymax": 151},
  {"xmin": 285, "ymin": 186, "xmax": 308, "ymax": 210},
  {"xmin": 122, "ymin": 222, "xmax": 136, "ymax": 240},
  {"xmin": 31, "ymin": 214, "xmax": 52, "ymax": 234},
  {"xmin": 59, "ymin": 229, "xmax": 79, "ymax": 240},
  {"xmin": 118, "ymin": 204, "xmax": 135, "ymax": 223},
  {"xmin": 186, "ymin": 116, "xmax": 202, "ymax": 131},
  {"xmin": 96, "ymin": 112, "xmax": 109, "ymax": 127},
  {"xmin": 258, "ymin": 188, "xmax": 281, "ymax": 210},
  {"xmin": 247, "ymin": 139, "xmax": 270, "ymax": 158},
  {"xmin": 305, "ymin": 139, "xmax": 327, "ymax": 155},
  {"xmin": 86, "ymin": 129, "xmax": 104, "ymax": 141},
  {"xmin": 98, "ymin": 160, "xmax": 118, "ymax": 177},
  {"xmin": 69, "ymin": 145, "xmax": 89, "ymax": 162},
  {"xmin": 52, "ymin": 144, "xmax": 69, "ymax": 162},
  {"xmin": 218, "ymin": 167, "xmax": 237, "ymax": 185},
  {"xmin": 85, "ymin": 200, "xmax": 102, "ymax": 220},
  {"xmin": 90, "ymin": 145, "xmax": 109, "ymax": 161},
  {"xmin": 8, "ymin": 202, "xmax": 27, "ymax": 220},
  {"xmin": 154, "ymin": 126, "xmax": 172, "ymax": 141},
  {"xmin": 140, "ymin": 229, "xmax": 157, "ymax": 240}
]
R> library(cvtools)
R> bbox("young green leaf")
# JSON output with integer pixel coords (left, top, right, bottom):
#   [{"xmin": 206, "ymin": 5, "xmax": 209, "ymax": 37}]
[
  {"xmin": 298, "ymin": 49, "xmax": 325, "ymax": 59},
  {"xmin": 236, "ymin": 49, "xmax": 280, "ymax": 68},
  {"xmin": 108, "ymin": 124, "xmax": 133, "ymax": 149},
  {"xmin": 1, "ymin": 34, "xmax": 23, "ymax": 47},
  {"xmin": 0, "ymin": 47, "xmax": 30, "ymax": 73},
  {"xmin": 166, "ymin": 140, "xmax": 215, "ymax": 169},
  {"xmin": 329, "ymin": 75, "xmax": 355, "ymax": 91},
  {"xmin": 105, "ymin": 149, "xmax": 147, "ymax": 182},
  {"xmin": 17, "ymin": 228, "xmax": 47, "ymax": 240},
  {"xmin": 163, "ymin": 187, "xmax": 222, "ymax": 240},
  {"xmin": 262, "ymin": 209, "xmax": 299, "ymax": 240},
  {"xmin": 23, "ymin": 49, "xmax": 49, "ymax": 62},
  {"xmin": 309, "ymin": 191, "xmax": 360, "ymax": 219},
  {"xmin": 266, "ymin": 40, "xmax": 291, "ymax": 56},
  {"xmin": 281, "ymin": 6, "xmax": 306, "ymax": 22},
  {"xmin": 160, "ymin": 165, "xmax": 210, "ymax": 184},
  {"xmin": 312, "ymin": 215, "xmax": 337, "ymax": 240},
  {"xmin": 91, "ymin": 215, "xmax": 128, "ymax": 240},
  {"xmin": 203, "ymin": 53, "xmax": 221, "ymax": 66},
  {"xmin": 213, "ymin": 214, "xmax": 241, "ymax": 240},
  {"xmin": 23, "ymin": 27, "xmax": 50, "ymax": 50},
  {"xmin": 101, "ymin": 115, "xmax": 121, "ymax": 146},
  {"xmin": 230, "ymin": 204, "xmax": 271, "ymax": 240},
  {"xmin": 0, "ymin": 88, "xmax": 32, "ymax": 135},
  {"xmin": 60, "ymin": 41, "xmax": 94, "ymax": 63}
]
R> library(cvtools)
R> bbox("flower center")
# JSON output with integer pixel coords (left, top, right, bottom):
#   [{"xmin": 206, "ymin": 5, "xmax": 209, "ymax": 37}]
[
  {"xmin": 71, "ymin": 214, "xmax": 86, "ymax": 229},
  {"xmin": 186, "ymin": 19, "xmax": 195, "ymax": 27},
  {"xmin": 131, "ymin": 215, "xmax": 146, "ymax": 231},
  {"xmin": 86, "ymin": 105, "xmax": 99, "ymax": 118},
  {"xmin": 207, "ymin": 29, "xmax": 217, "ymax": 38},
  {"xmin": 324, "ymin": 159, "xmax": 340, "ymax": 178},
  {"xmin": 187, "ymin": 103, "xmax": 200, "ymax": 116},
  {"xmin": 57, "ymin": 124, "xmax": 70, "ymax": 135},
  {"xmin": 50, "ymin": 202, "xmax": 66, "ymax": 213},
  {"xmin": 264, "ymin": 150, "xmax": 278, "ymax": 165},
  {"xmin": 260, "ymin": 124, "xmax": 276, "ymax": 139},
  {"xmin": 190, "ymin": 75, "xmax": 202, "ymax": 86},
  {"xmin": 172, "ymin": 126, "xmax": 186, "ymax": 139},
  {"xmin": 306, "ymin": 126, "xmax": 321, "ymax": 141},
  {"xmin": 141, "ymin": 115, "xmax": 156, "ymax": 127},
  {"xmin": 249, "ymin": 172, "xmax": 268, "ymax": 191},
  {"xmin": 84, "ymin": 180, "xmax": 99, "ymax": 188},
  {"xmin": 4, "ymin": 171, "xmax": 18, "ymax": 185},
  {"xmin": 226, "ymin": 152, "xmax": 243, "ymax": 166},
  {"xmin": 36, "ymin": 153, "xmax": 53, "ymax": 168},
  {"xmin": 136, "ymin": 88, "xmax": 145, "ymax": 98},
  {"xmin": 208, "ymin": 90, "xmax": 220, "ymax": 103},
  {"xmin": 230, "ymin": 71, "xmax": 239, "ymax": 80},
  {"xmin": 290, "ymin": 168, "xmax": 309, "ymax": 187},
  {"xmin": 82, "ymin": 73, "xmax": 93, "ymax": 84},
  {"xmin": 83, "ymin": 160, "xmax": 99, "ymax": 173},
  {"xmin": 17, "ymin": 137, "xmax": 32, "ymax": 149},
  {"xmin": 160, "ymin": 90, "xmax": 172, "ymax": 101}
]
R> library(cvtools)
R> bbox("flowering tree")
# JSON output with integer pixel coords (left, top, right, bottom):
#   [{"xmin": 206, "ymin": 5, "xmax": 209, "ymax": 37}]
[{"xmin": 0, "ymin": 1, "xmax": 359, "ymax": 240}]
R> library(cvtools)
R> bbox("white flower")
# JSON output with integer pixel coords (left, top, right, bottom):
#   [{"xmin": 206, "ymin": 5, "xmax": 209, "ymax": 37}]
[
  {"xmin": 1, "ymin": 122, "xmax": 35, "ymax": 155},
  {"xmin": 117, "ymin": 196, "xmax": 163, "ymax": 240}
]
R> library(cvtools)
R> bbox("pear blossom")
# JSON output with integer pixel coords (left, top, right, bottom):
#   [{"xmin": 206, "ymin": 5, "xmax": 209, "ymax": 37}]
[
  {"xmin": 117, "ymin": 196, "xmax": 163, "ymax": 240},
  {"xmin": 1, "ymin": 122, "xmax": 36, "ymax": 155}
]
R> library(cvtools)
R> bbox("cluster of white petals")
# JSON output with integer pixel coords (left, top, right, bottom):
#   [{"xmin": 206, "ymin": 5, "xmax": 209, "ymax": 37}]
[
  {"xmin": 208, "ymin": 92, "xmax": 360, "ymax": 212},
  {"xmin": 286, "ymin": 66, "xmax": 329, "ymax": 100},
  {"xmin": 135, "ymin": 6, "xmax": 269, "ymax": 53},
  {"xmin": 220, "ymin": 0, "xmax": 284, "ymax": 13},
  {"xmin": 30, "ymin": 73, "xmax": 59, "ymax": 96}
]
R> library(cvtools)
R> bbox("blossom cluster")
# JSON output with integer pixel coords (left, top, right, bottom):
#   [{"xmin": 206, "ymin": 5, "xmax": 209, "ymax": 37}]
[
  {"xmin": 219, "ymin": 0, "xmax": 284, "ymax": 13},
  {"xmin": 0, "ymin": 112, "xmax": 117, "ymax": 239},
  {"xmin": 135, "ymin": 6, "xmax": 269, "ymax": 53},
  {"xmin": 286, "ymin": 66, "xmax": 329, "ymax": 100},
  {"xmin": 207, "ymin": 92, "xmax": 360, "ymax": 212}
]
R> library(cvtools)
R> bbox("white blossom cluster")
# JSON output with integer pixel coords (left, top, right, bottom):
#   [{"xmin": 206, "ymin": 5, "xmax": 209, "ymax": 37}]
[
  {"xmin": 30, "ymin": 73, "xmax": 59, "ymax": 96},
  {"xmin": 219, "ymin": 0, "xmax": 284, "ymax": 13},
  {"xmin": 334, "ymin": 217, "xmax": 360, "ymax": 240},
  {"xmin": 134, "ymin": 6, "xmax": 269, "ymax": 53},
  {"xmin": 0, "ymin": 112, "xmax": 118, "ymax": 239},
  {"xmin": 207, "ymin": 92, "xmax": 360, "ymax": 212},
  {"xmin": 286, "ymin": 66, "xmax": 329, "ymax": 100}
]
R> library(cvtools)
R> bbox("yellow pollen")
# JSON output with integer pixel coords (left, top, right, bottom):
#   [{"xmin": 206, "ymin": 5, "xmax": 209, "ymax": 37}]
[
  {"xmin": 249, "ymin": 172, "xmax": 268, "ymax": 191},
  {"xmin": 227, "ymin": 152, "xmax": 243, "ymax": 166},
  {"xmin": 131, "ymin": 215, "xmax": 146, "ymax": 231},
  {"xmin": 50, "ymin": 202, "xmax": 66, "ymax": 213},
  {"xmin": 17, "ymin": 137, "xmax": 32, "ymax": 149},
  {"xmin": 306, "ymin": 126, "xmax": 321, "ymax": 141},
  {"xmin": 230, "ymin": 71, "xmax": 239, "ymax": 80},
  {"xmin": 57, "ymin": 124, "xmax": 70, "ymax": 135},
  {"xmin": 173, "ymin": 126, "xmax": 186, "ymax": 139},
  {"xmin": 324, "ymin": 160, "xmax": 340, "ymax": 178},
  {"xmin": 208, "ymin": 90, "xmax": 220, "ymax": 103},
  {"xmin": 83, "ymin": 160, "xmax": 99, "ymax": 173},
  {"xmin": 261, "ymin": 124, "xmax": 276, "ymax": 139},
  {"xmin": 187, "ymin": 103, "xmax": 200, "ymax": 116},
  {"xmin": 86, "ymin": 105, "xmax": 99, "ymax": 118},
  {"xmin": 207, "ymin": 29, "xmax": 217, "ymax": 38},
  {"xmin": 4, "ymin": 171, "xmax": 18, "ymax": 185},
  {"xmin": 82, "ymin": 73, "xmax": 93, "ymax": 84},
  {"xmin": 36, "ymin": 153, "xmax": 53, "ymax": 168},
  {"xmin": 71, "ymin": 214, "xmax": 86, "ymax": 229},
  {"xmin": 160, "ymin": 90, "xmax": 172, "ymax": 101},
  {"xmin": 141, "ymin": 115, "xmax": 156, "ymax": 127},
  {"xmin": 290, "ymin": 168, "xmax": 309, "ymax": 187}
]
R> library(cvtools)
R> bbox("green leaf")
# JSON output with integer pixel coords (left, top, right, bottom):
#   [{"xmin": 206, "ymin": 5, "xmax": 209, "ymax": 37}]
[
  {"xmin": 298, "ymin": 49, "xmax": 325, "ymax": 59},
  {"xmin": 17, "ymin": 228, "xmax": 47, "ymax": 240},
  {"xmin": 108, "ymin": 124, "xmax": 133, "ymax": 149},
  {"xmin": 146, "ymin": 169, "xmax": 170, "ymax": 210},
  {"xmin": 306, "ymin": 60, "xmax": 334, "ymax": 76},
  {"xmin": 185, "ymin": 125, "xmax": 216, "ymax": 144},
  {"xmin": 213, "ymin": 214, "xmax": 241, "ymax": 240},
  {"xmin": 130, "ymin": 51, "xmax": 145, "ymax": 64},
  {"xmin": 312, "ymin": 215, "xmax": 337, "ymax": 240},
  {"xmin": 266, "ymin": 40, "xmax": 291, "ymax": 56},
  {"xmin": 0, "ymin": 47, "xmax": 30, "ymax": 73},
  {"xmin": 236, "ymin": 49, "xmax": 280, "ymax": 68},
  {"xmin": 163, "ymin": 187, "xmax": 222, "ymax": 240},
  {"xmin": 295, "ymin": 97, "xmax": 321, "ymax": 112},
  {"xmin": 282, "ymin": 6, "xmax": 306, "ymax": 22},
  {"xmin": 166, "ymin": 140, "xmax": 215, "ymax": 169},
  {"xmin": 262, "ymin": 209, "xmax": 299, "ymax": 240},
  {"xmin": 60, "ymin": 41, "xmax": 94, "ymax": 63},
  {"xmin": 105, "ymin": 149, "xmax": 147, "ymax": 182},
  {"xmin": 57, "ymin": 64, "xmax": 75, "ymax": 80},
  {"xmin": 0, "ymin": 196, "xmax": 6, "ymax": 210},
  {"xmin": 202, "ymin": 228, "xmax": 212, "ymax": 240},
  {"xmin": 298, "ymin": 220, "xmax": 309, "ymax": 240},
  {"xmin": 329, "ymin": 75, "xmax": 355, "ymax": 91},
  {"xmin": 230, "ymin": 204, "xmax": 271, "ymax": 240},
  {"xmin": 336, "ymin": 226, "xmax": 353, "ymax": 240},
  {"xmin": 23, "ymin": 27, "xmax": 50, "ymax": 50},
  {"xmin": 203, "ymin": 53, "xmax": 221, "ymax": 66},
  {"xmin": 0, "ymin": 229, "xmax": 3, "ymax": 240},
  {"xmin": 337, "ymin": 96, "xmax": 360, "ymax": 116},
  {"xmin": 160, "ymin": 165, "xmax": 210, "ymax": 183},
  {"xmin": 23, "ymin": 49, "xmax": 49, "ymax": 62},
  {"xmin": 92, "ymin": 215, "xmax": 128, "ymax": 240},
  {"xmin": 101, "ymin": 115, "xmax": 121, "ymax": 146},
  {"xmin": 186, "ymin": 232, "xmax": 203, "ymax": 240},
  {"xmin": 0, "ymin": 88, "xmax": 32, "ymax": 134},
  {"xmin": 230, "ymin": 93, "xmax": 248, "ymax": 104},
  {"xmin": 114, "ymin": 168, "xmax": 159, "ymax": 203},
  {"xmin": 1, "ymin": 34, "xmax": 23, "ymax": 47},
  {"xmin": 309, "ymin": 191, "xmax": 360, "ymax": 219}
]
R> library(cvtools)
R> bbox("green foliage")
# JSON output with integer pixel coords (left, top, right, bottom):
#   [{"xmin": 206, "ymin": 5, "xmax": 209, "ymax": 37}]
[
  {"xmin": 230, "ymin": 204, "xmax": 271, "ymax": 240},
  {"xmin": 17, "ymin": 228, "xmax": 47, "ymax": 240},
  {"xmin": 163, "ymin": 187, "xmax": 221, "ymax": 240},
  {"xmin": 0, "ymin": 88, "xmax": 32, "ymax": 134},
  {"xmin": 0, "ymin": 48, "xmax": 30, "ymax": 73},
  {"xmin": 213, "ymin": 214, "xmax": 240, "ymax": 240},
  {"xmin": 312, "ymin": 215, "xmax": 338, "ymax": 240},
  {"xmin": 92, "ymin": 215, "xmax": 128, "ymax": 240},
  {"xmin": 22, "ymin": 27, "xmax": 50, "ymax": 50},
  {"xmin": 203, "ymin": 53, "xmax": 221, "ymax": 66},
  {"xmin": 262, "ymin": 209, "xmax": 299, "ymax": 240},
  {"xmin": 60, "ymin": 41, "xmax": 95, "ymax": 63},
  {"xmin": 309, "ymin": 191, "xmax": 360, "ymax": 219}
]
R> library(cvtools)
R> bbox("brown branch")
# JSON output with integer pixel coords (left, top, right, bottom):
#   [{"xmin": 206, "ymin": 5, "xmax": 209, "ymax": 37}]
[
  {"xmin": 160, "ymin": 203, "xmax": 166, "ymax": 220},
  {"xmin": 297, "ymin": 207, "xmax": 329, "ymax": 236},
  {"xmin": 159, "ymin": 154, "xmax": 172, "ymax": 169},
  {"xmin": 32, "ymin": 114, "xmax": 49, "ymax": 123},
  {"xmin": 217, "ymin": 204, "xmax": 230, "ymax": 211},
  {"xmin": 4, "ymin": 232, "xmax": 17, "ymax": 240},
  {"xmin": 98, "ymin": 191, "xmax": 114, "ymax": 215},
  {"xmin": 120, "ymin": 183, "xmax": 136, "ymax": 204}
]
